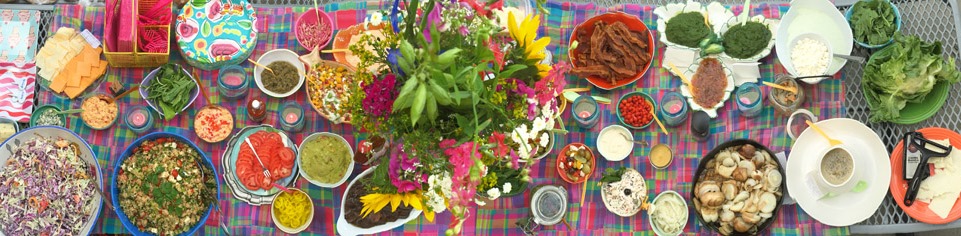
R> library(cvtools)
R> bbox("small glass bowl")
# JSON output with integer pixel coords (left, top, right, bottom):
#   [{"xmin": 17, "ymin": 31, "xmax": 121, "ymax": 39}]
[
  {"xmin": 768, "ymin": 75, "xmax": 805, "ymax": 116},
  {"xmin": 218, "ymin": 65, "xmax": 249, "ymax": 99}
]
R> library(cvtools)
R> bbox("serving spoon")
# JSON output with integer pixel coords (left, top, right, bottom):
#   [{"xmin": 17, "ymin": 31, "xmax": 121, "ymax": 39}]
[
  {"xmin": 806, "ymin": 120, "xmax": 843, "ymax": 146},
  {"xmin": 834, "ymin": 54, "xmax": 866, "ymax": 64}
]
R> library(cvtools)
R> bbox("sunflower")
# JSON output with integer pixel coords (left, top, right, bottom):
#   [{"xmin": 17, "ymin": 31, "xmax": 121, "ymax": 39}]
[
  {"xmin": 508, "ymin": 12, "xmax": 551, "ymax": 77},
  {"xmin": 360, "ymin": 191, "xmax": 436, "ymax": 221}
]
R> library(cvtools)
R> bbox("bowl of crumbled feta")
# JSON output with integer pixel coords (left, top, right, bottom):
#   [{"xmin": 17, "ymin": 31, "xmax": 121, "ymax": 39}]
[
  {"xmin": 649, "ymin": 190, "xmax": 688, "ymax": 236},
  {"xmin": 787, "ymin": 33, "xmax": 834, "ymax": 79},
  {"xmin": 600, "ymin": 168, "xmax": 647, "ymax": 217}
]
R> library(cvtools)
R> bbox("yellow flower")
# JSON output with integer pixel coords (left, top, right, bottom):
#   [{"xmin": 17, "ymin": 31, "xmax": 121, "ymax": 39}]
[
  {"xmin": 508, "ymin": 12, "xmax": 552, "ymax": 77},
  {"xmin": 359, "ymin": 192, "xmax": 435, "ymax": 222}
]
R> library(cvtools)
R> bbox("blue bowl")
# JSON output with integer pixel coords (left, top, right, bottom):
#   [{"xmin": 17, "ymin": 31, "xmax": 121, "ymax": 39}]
[
  {"xmin": 845, "ymin": 0, "xmax": 901, "ymax": 49},
  {"xmin": 110, "ymin": 132, "xmax": 220, "ymax": 236},
  {"xmin": 616, "ymin": 91, "xmax": 657, "ymax": 129}
]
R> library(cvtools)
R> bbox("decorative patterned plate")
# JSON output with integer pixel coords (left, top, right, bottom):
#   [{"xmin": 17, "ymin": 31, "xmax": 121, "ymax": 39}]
[
  {"xmin": 221, "ymin": 125, "xmax": 300, "ymax": 205},
  {"xmin": 679, "ymin": 57, "xmax": 735, "ymax": 118}
]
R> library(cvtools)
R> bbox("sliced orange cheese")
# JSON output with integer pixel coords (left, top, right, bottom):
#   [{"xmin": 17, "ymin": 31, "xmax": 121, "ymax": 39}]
[{"xmin": 51, "ymin": 44, "xmax": 108, "ymax": 98}]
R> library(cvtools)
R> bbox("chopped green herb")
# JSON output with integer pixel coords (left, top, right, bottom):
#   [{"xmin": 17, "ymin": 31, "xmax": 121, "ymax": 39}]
[
  {"xmin": 722, "ymin": 21, "xmax": 771, "ymax": 58},
  {"xmin": 665, "ymin": 12, "xmax": 712, "ymax": 48}
]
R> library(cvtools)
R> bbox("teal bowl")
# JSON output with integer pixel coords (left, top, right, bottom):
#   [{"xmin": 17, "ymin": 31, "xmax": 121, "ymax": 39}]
[
  {"xmin": 616, "ymin": 92, "xmax": 657, "ymax": 129},
  {"xmin": 29, "ymin": 105, "xmax": 66, "ymax": 127},
  {"xmin": 845, "ymin": 0, "xmax": 901, "ymax": 49}
]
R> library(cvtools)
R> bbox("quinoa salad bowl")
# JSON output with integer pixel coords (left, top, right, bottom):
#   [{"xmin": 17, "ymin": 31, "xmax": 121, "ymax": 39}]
[
  {"xmin": 110, "ymin": 132, "xmax": 220, "ymax": 236},
  {"xmin": 0, "ymin": 126, "xmax": 104, "ymax": 235}
]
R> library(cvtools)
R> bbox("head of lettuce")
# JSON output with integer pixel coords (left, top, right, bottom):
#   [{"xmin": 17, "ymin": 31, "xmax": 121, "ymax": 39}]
[{"xmin": 862, "ymin": 33, "xmax": 961, "ymax": 123}]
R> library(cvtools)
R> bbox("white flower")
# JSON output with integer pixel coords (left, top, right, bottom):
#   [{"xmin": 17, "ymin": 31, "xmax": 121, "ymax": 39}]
[
  {"xmin": 503, "ymin": 182, "xmax": 513, "ymax": 194},
  {"xmin": 531, "ymin": 117, "xmax": 547, "ymax": 134},
  {"xmin": 486, "ymin": 188, "xmax": 502, "ymax": 200},
  {"xmin": 368, "ymin": 12, "xmax": 384, "ymax": 26},
  {"xmin": 424, "ymin": 190, "xmax": 447, "ymax": 213},
  {"xmin": 539, "ymin": 133, "xmax": 550, "ymax": 148},
  {"xmin": 475, "ymin": 199, "xmax": 487, "ymax": 206}
]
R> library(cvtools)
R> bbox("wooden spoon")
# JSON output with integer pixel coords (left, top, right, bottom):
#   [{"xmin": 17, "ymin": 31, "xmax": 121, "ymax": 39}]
[
  {"xmin": 762, "ymin": 81, "xmax": 797, "ymax": 94},
  {"xmin": 105, "ymin": 85, "xmax": 140, "ymax": 103},
  {"xmin": 247, "ymin": 58, "xmax": 275, "ymax": 74}
]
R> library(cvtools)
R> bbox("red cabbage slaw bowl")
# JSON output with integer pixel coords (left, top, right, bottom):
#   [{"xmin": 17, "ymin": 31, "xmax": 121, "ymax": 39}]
[
  {"xmin": 0, "ymin": 126, "xmax": 104, "ymax": 235},
  {"xmin": 110, "ymin": 132, "xmax": 220, "ymax": 236}
]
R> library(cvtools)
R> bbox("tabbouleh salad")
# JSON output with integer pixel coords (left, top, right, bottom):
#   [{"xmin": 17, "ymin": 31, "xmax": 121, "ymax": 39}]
[{"xmin": 117, "ymin": 138, "xmax": 215, "ymax": 235}]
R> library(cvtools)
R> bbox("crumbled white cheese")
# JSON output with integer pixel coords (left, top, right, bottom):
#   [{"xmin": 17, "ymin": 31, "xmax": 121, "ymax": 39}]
[{"xmin": 791, "ymin": 38, "xmax": 831, "ymax": 76}]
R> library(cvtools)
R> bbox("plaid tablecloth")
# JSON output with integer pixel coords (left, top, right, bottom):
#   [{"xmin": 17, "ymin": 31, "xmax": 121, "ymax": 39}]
[{"xmin": 39, "ymin": 1, "xmax": 848, "ymax": 235}]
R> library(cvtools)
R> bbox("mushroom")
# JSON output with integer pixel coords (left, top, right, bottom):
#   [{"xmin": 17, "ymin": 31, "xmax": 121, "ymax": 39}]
[
  {"xmin": 733, "ymin": 217, "xmax": 753, "ymax": 233},
  {"xmin": 722, "ymin": 180, "xmax": 739, "ymax": 200},
  {"xmin": 739, "ymin": 144, "xmax": 756, "ymax": 159}
]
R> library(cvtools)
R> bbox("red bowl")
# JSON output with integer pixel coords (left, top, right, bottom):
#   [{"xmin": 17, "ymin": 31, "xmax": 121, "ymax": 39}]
[
  {"xmin": 568, "ymin": 11, "xmax": 656, "ymax": 90},
  {"xmin": 295, "ymin": 8, "xmax": 335, "ymax": 50},
  {"xmin": 556, "ymin": 143, "xmax": 596, "ymax": 184}
]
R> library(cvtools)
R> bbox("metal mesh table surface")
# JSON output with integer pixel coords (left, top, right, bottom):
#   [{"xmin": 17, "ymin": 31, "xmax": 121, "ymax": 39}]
[{"xmin": 4, "ymin": 0, "xmax": 961, "ymax": 233}]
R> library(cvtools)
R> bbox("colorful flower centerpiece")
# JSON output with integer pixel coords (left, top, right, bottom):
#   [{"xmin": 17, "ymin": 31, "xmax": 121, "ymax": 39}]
[{"xmin": 341, "ymin": 0, "xmax": 564, "ymax": 234}]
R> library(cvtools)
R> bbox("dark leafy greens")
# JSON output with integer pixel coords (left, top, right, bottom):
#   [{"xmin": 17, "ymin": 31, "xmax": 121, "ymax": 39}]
[
  {"xmin": 850, "ymin": 0, "xmax": 897, "ymax": 45},
  {"xmin": 862, "ymin": 34, "xmax": 961, "ymax": 122},
  {"xmin": 146, "ymin": 64, "xmax": 195, "ymax": 120}
]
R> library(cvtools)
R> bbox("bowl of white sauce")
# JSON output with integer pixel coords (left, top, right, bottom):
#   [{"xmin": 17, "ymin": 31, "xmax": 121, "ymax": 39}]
[{"xmin": 597, "ymin": 125, "xmax": 635, "ymax": 162}]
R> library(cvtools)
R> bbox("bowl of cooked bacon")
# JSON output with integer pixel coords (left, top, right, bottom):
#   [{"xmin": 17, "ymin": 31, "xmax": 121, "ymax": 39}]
[{"xmin": 569, "ymin": 11, "xmax": 656, "ymax": 90}]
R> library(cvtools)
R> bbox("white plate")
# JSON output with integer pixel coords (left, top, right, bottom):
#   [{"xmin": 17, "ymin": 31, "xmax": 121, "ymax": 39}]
[
  {"xmin": 786, "ymin": 118, "xmax": 890, "ymax": 226},
  {"xmin": 336, "ymin": 166, "xmax": 422, "ymax": 236},
  {"xmin": 600, "ymin": 168, "xmax": 646, "ymax": 217},
  {"xmin": 0, "ymin": 126, "xmax": 103, "ymax": 236},
  {"xmin": 775, "ymin": 0, "xmax": 853, "ymax": 83},
  {"xmin": 679, "ymin": 57, "xmax": 735, "ymax": 118}
]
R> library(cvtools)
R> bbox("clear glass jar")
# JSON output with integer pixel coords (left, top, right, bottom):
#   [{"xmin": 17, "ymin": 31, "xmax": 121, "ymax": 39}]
[
  {"xmin": 659, "ymin": 91, "xmax": 688, "ymax": 127},
  {"xmin": 768, "ymin": 75, "xmax": 805, "ymax": 116},
  {"xmin": 735, "ymin": 82, "xmax": 763, "ymax": 118},
  {"xmin": 218, "ymin": 65, "xmax": 248, "ymax": 100},
  {"xmin": 279, "ymin": 101, "xmax": 305, "ymax": 132},
  {"xmin": 571, "ymin": 95, "xmax": 599, "ymax": 129}
]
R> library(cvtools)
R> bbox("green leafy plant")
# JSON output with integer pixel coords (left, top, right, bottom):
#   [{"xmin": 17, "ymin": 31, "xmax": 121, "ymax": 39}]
[
  {"xmin": 599, "ymin": 167, "xmax": 628, "ymax": 183},
  {"xmin": 850, "ymin": 0, "xmax": 897, "ymax": 45}
]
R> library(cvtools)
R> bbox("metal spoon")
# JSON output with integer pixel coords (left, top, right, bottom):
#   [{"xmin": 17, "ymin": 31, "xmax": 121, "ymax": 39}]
[
  {"xmin": 834, "ymin": 54, "xmax": 866, "ymax": 64},
  {"xmin": 196, "ymin": 159, "xmax": 231, "ymax": 236},
  {"xmin": 792, "ymin": 74, "xmax": 834, "ymax": 80}
]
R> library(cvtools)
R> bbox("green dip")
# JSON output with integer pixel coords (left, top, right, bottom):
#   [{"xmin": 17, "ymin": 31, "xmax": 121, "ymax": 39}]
[
  {"xmin": 722, "ymin": 21, "xmax": 772, "ymax": 59},
  {"xmin": 302, "ymin": 135, "xmax": 352, "ymax": 183},
  {"xmin": 665, "ymin": 12, "xmax": 712, "ymax": 48}
]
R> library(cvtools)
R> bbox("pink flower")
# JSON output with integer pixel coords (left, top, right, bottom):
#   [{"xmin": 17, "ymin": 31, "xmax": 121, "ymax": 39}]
[
  {"xmin": 362, "ymin": 74, "xmax": 399, "ymax": 118},
  {"xmin": 441, "ymin": 139, "xmax": 483, "ymax": 209},
  {"xmin": 488, "ymin": 132, "xmax": 519, "ymax": 168},
  {"xmin": 389, "ymin": 143, "xmax": 426, "ymax": 193},
  {"xmin": 534, "ymin": 62, "xmax": 571, "ymax": 113}
]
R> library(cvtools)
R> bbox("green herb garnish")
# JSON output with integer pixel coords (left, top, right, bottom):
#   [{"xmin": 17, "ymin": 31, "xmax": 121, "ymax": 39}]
[
  {"xmin": 599, "ymin": 167, "xmax": 628, "ymax": 183},
  {"xmin": 722, "ymin": 21, "xmax": 771, "ymax": 59},
  {"xmin": 145, "ymin": 64, "xmax": 196, "ymax": 120},
  {"xmin": 665, "ymin": 12, "xmax": 712, "ymax": 48},
  {"xmin": 261, "ymin": 61, "xmax": 299, "ymax": 94},
  {"xmin": 850, "ymin": 0, "xmax": 897, "ymax": 45}
]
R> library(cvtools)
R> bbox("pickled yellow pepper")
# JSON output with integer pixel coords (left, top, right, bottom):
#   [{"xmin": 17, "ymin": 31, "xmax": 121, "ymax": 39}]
[{"xmin": 273, "ymin": 191, "xmax": 312, "ymax": 228}]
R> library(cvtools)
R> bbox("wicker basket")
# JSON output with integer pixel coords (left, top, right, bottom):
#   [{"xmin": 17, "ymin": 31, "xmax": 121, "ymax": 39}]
[{"xmin": 103, "ymin": 0, "xmax": 172, "ymax": 68}]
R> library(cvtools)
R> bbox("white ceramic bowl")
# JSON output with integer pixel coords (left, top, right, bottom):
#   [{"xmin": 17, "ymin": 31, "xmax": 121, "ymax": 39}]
[
  {"xmin": 0, "ymin": 126, "xmax": 103, "ymax": 235},
  {"xmin": 254, "ymin": 49, "xmax": 306, "ymax": 98},
  {"xmin": 270, "ymin": 188, "xmax": 314, "ymax": 234},
  {"xmin": 597, "ymin": 125, "xmax": 634, "ymax": 161},
  {"xmin": 648, "ymin": 190, "xmax": 688, "ymax": 236},
  {"xmin": 679, "ymin": 57, "xmax": 735, "ymax": 118},
  {"xmin": 786, "ymin": 33, "xmax": 833, "ymax": 77},
  {"xmin": 815, "ymin": 145, "xmax": 859, "ymax": 194},
  {"xmin": 298, "ymin": 132, "xmax": 354, "ymax": 188}
]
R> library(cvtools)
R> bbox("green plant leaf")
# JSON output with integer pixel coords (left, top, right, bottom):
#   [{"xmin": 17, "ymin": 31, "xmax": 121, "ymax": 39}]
[
  {"xmin": 201, "ymin": 20, "xmax": 211, "ymax": 37},
  {"xmin": 410, "ymin": 84, "xmax": 428, "ymax": 126},
  {"xmin": 425, "ymin": 95, "xmax": 438, "ymax": 122}
]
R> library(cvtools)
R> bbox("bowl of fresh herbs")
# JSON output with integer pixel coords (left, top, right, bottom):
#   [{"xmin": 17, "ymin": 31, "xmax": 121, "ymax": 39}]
[
  {"xmin": 845, "ymin": 0, "xmax": 901, "ymax": 49},
  {"xmin": 139, "ymin": 63, "xmax": 199, "ymax": 121}
]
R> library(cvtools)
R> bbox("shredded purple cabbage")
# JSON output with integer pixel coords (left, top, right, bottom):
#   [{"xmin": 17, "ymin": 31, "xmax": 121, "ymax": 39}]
[{"xmin": 0, "ymin": 137, "xmax": 97, "ymax": 235}]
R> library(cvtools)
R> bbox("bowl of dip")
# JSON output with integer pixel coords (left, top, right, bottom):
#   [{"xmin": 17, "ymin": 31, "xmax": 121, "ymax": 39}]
[
  {"xmin": 30, "ymin": 105, "xmax": 66, "ymax": 127},
  {"xmin": 194, "ymin": 105, "xmax": 234, "ymax": 143},
  {"xmin": 271, "ymin": 188, "xmax": 314, "ymax": 234},
  {"xmin": 597, "ymin": 125, "xmax": 635, "ymax": 161},
  {"xmin": 79, "ymin": 93, "xmax": 119, "ymax": 130},
  {"xmin": 649, "ymin": 190, "xmax": 688, "ymax": 236},
  {"xmin": 650, "ymin": 144, "xmax": 674, "ymax": 169},
  {"xmin": 816, "ymin": 145, "xmax": 859, "ymax": 194},
  {"xmin": 254, "ymin": 49, "xmax": 306, "ymax": 98},
  {"xmin": 298, "ymin": 132, "xmax": 354, "ymax": 188}
]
